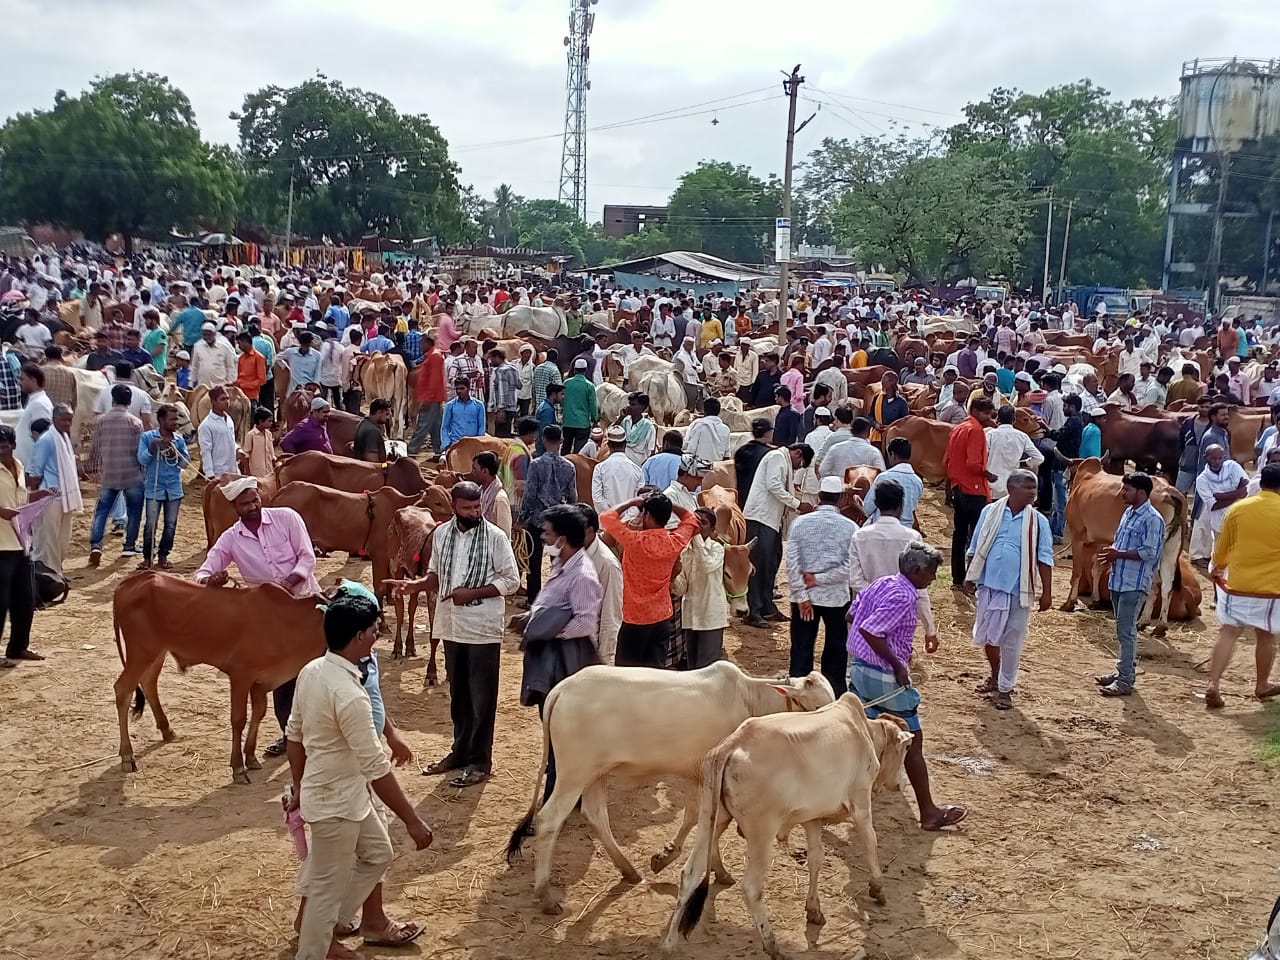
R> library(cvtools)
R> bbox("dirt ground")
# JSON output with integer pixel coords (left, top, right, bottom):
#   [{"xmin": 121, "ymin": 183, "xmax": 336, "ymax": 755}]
[{"xmin": 1, "ymin": 482, "xmax": 1276, "ymax": 960}]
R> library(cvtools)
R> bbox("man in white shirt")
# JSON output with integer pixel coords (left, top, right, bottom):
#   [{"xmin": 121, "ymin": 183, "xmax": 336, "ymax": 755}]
[
  {"xmin": 848, "ymin": 478, "xmax": 938, "ymax": 643},
  {"xmin": 286, "ymin": 594, "xmax": 433, "ymax": 960},
  {"xmin": 650, "ymin": 304, "xmax": 676, "ymax": 351},
  {"xmin": 516, "ymin": 344, "xmax": 537, "ymax": 414},
  {"xmin": 198, "ymin": 385, "xmax": 242, "ymax": 479},
  {"xmin": 1193, "ymin": 444, "xmax": 1249, "ymax": 562},
  {"xmin": 672, "ymin": 336, "xmax": 701, "ymax": 412},
  {"xmin": 591, "ymin": 426, "xmax": 644, "ymax": 514},
  {"xmin": 743, "ymin": 443, "xmax": 813, "ymax": 627},
  {"xmin": 804, "ymin": 406, "xmax": 834, "ymax": 452},
  {"xmin": 817, "ymin": 416, "xmax": 885, "ymax": 479},
  {"xmin": 581, "ymin": 505, "xmax": 622, "ymax": 663},
  {"xmin": 985, "ymin": 405, "xmax": 1044, "ymax": 498},
  {"xmin": 1143, "ymin": 366, "xmax": 1173, "ymax": 408},
  {"xmin": 618, "ymin": 331, "xmax": 653, "ymax": 385},
  {"xmin": 191, "ymin": 322, "xmax": 237, "ymax": 388},
  {"xmin": 16, "ymin": 363, "xmax": 53, "ymax": 468},
  {"xmin": 684, "ymin": 398, "xmax": 731, "ymax": 465},
  {"xmin": 732, "ymin": 339, "xmax": 759, "ymax": 390},
  {"xmin": 14, "ymin": 310, "xmax": 51, "ymax": 351},
  {"xmin": 809, "ymin": 326, "xmax": 833, "ymax": 369}
]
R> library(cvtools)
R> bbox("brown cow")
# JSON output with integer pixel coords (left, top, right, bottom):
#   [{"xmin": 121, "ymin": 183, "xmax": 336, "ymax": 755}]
[
  {"xmin": 1074, "ymin": 547, "xmax": 1201, "ymax": 620},
  {"xmin": 895, "ymin": 338, "xmax": 929, "ymax": 363},
  {"xmin": 565, "ymin": 453, "xmax": 597, "ymax": 503},
  {"xmin": 276, "ymin": 450, "xmax": 427, "ymax": 496},
  {"xmin": 444, "ymin": 434, "xmax": 511, "ymax": 473},
  {"xmin": 841, "ymin": 465, "xmax": 881, "ymax": 524},
  {"xmin": 842, "ymin": 365, "xmax": 892, "ymax": 388},
  {"xmin": 113, "ymin": 573, "xmax": 323, "ymax": 782},
  {"xmin": 1094, "ymin": 404, "xmax": 1182, "ymax": 478},
  {"xmin": 1227, "ymin": 405, "xmax": 1269, "ymax": 466},
  {"xmin": 1060, "ymin": 458, "xmax": 1188, "ymax": 635},
  {"xmin": 203, "ymin": 473, "xmax": 279, "ymax": 548},
  {"xmin": 702, "ymin": 459, "xmax": 737, "ymax": 492},
  {"xmin": 884, "ymin": 416, "xmax": 955, "ymax": 484},
  {"xmin": 387, "ymin": 506, "xmax": 439, "ymax": 671},
  {"xmin": 193, "ymin": 383, "xmax": 253, "ymax": 442},
  {"xmin": 355, "ymin": 353, "xmax": 408, "ymax": 437},
  {"xmin": 272, "ymin": 481, "xmax": 422, "ymax": 599},
  {"xmin": 699, "ymin": 484, "xmax": 746, "ymax": 543}
]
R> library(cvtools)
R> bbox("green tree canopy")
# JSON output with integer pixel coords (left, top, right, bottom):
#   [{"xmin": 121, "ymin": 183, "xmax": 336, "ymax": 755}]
[
  {"xmin": 666, "ymin": 161, "xmax": 781, "ymax": 263},
  {"xmin": 235, "ymin": 76, "xmax": 466, "ymax": 244},
  {"xmin": 0, "ymin": 72, "xmax": 238, "ymax": 242}
]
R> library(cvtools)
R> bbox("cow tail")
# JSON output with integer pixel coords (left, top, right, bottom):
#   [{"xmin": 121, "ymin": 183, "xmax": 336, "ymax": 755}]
[
  {"xmin": 1173, "ymin": 488, "xmax": 1188, "ymax": 556},
  {"xmin": 677, "ymin": 744, "xmax": 732, "ymax": 939},
  {"xmin": 505, "ymin": 686, "xmax": 555, "ymax": 864},
  {"xmin": 114, "ymin": 599, "xmax": 145, "ymax": 718}
]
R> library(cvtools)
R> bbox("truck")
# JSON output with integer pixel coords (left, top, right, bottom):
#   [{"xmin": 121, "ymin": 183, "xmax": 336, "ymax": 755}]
[
  {"xmin": 0, "ymin": 227, "xmax": 36, "ymax": 259},
  {"xmin": 860, "ymin": 273, "xmax": 898, "ymax": 297},
  {"xmin": 1054, "ymin": 285, "xmax": 1130, "ymax": 321}
]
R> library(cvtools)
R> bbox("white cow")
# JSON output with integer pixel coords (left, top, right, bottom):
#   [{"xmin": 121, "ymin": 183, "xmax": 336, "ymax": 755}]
[
  {"xmin": 501, "ymin": 304, "xmax": 567, "ymax": 339},
  {"xmin": 663, "ymin": 695, "xmax": 913, "ymax": 960},
  {"xmin": 636, "ymin": 367, "xmax": 687, "ymax": 425},
  {"xmin": 505, "ymin": 663, "xmax": 834, "ymax": 915},
  {"xmin": 596, "ymin": 382, "xmax": 627, "ymax": 425}
]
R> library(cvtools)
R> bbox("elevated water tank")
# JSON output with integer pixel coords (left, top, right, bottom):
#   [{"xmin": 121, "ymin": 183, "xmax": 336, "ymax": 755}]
[{"xmin": 1177, "ymin": 58, "xmax": 1280, "ymax": 154}]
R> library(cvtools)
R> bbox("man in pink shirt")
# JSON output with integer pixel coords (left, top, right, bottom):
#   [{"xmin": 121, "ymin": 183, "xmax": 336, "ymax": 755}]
[
  {"xmin": 781, "ymin": 354, "xmax": 807, "ymax": 413},
  {"xmin": 195, "ymin": 475, "xmax": 321, "ymax": 756},
  {"xmin": 434, "ymin": 304, "xmax": 460, "ymax": 353}
]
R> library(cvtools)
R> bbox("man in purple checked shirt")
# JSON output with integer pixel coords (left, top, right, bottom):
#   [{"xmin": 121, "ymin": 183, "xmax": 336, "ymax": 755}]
[{"xmin": 847, "ymin": 540, "xmax": 967, "ymax": 832}]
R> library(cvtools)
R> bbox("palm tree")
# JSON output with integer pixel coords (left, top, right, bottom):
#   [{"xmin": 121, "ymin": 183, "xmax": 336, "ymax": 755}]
[{"xmin": 492, "ymin": 183, "xmax": 520, "ymax": 246}]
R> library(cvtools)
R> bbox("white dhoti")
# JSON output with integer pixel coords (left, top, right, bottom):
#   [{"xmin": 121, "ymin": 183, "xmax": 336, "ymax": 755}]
[
  {"xmin": 971, "ymin": 585, "xmax": 1033, "ymax": 694},
  {"xmin": 1217, "ymin": 588, "xmax": 1280, "ymax": 634}
]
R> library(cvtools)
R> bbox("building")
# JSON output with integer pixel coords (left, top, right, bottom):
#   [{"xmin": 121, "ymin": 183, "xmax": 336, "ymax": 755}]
[{"xmin": 601, "ymin": 204, "xmax": 669, "ymax": 238}]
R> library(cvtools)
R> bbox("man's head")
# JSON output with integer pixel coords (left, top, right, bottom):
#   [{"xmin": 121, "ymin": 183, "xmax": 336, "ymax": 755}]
[
  {"xmin": 450, "ymin": 480, "xmax": 484, "ymax": 528},
  {"xmin": 1117, "ymin": 373, "xmax": 1135, "ymax": 393},
  {"xmin": 236, "ymin": 332, "xmax": 255, "ymax": 353},
  {"xmin": 639, "ymin": 493, "xmax": 673, "ymax": 530},
  {"xmin": 750, "ymin": 417, "xmax": 773, "ymax": 442},
  {"xmin": 997, "ymin": 404, "xmax": 1016, "ymax": 427},
  {"xmin": 969, "ymin": 396, "xmax": 996, "ymax": 427},
  {"xmin": 1156, "ymin": 366, "xmax": 1174, "ymax": 385},
  {"xmin": 471, "ymin": 450, "xmax": 499, "ymax": 485},
  {"xmin": 310, "ymin": 396, "xmax": 331, "ymax": 423},
  {"xmin": 899, "ymin": 541, "xmax": 943, "ymax": 590},
  {"xmin": 1063, "ymin": 394, "xmax": 1082, "ymax": 416},
  {"xmin": 606, "ymin": 424, "xmax": 628, "ymax": 454},
  {"xmin": 323, "ymin": 594, "xmax": 381, "ymax": 660},
  {"xmin": 201, "ymin": 322, "xmax": 217, "ymax": 345},
  {"xmin": 110, "ymin": 383, "xmax": 132, "ymax": 408},
  {"xmin": 210, "ymin": 385, "xmax": 231, "ymax": 415},
  {"xmin": 541, "ymin": 423, "xmax": 563, "ymax": 452},
  {"xmin": 454, "ymin": 377, "xmax": 472, "ymax": 402},
  {"xmin": 787, "ymin": 443, "xmax": 815, "ymax": 471},
  {"xmin": 545, "ymin": 382, "xmax": 564, "ymax": 406},
  {"xmin": 850, "ymin": 416, "xmax": 872, "ymax": 439},
  {"xmin": 1204, "ymin": 443, "xmax": 1226, "ymax": 471},
  {"xmin": 627, "ymin": 392, "xmax": 649, "ymax": 419},
  {"xmin": 873, "ymin": 477, "xmax": 905, "ymax": 517},
  {"xmin": 1006, "ymin": 468, "xmax": 1039, "ymax": 510},
  {"xmin": 18, "ymin": 363, "xmax": 43, "ymax": 396},
  {"xmin": 1209, "ymin": 402, "xmax": 1229, "ymax": 428},
  {"xmin": 1121, "ymin": 471, "xmax": 1153, "ymax": 506},
  {"xmin": 881, "ymin": 371, "xmax": 899, "ymax": 394},
  {"xmin": 369, "ymin": 397, "xmax": 393, "ymax": 426}
]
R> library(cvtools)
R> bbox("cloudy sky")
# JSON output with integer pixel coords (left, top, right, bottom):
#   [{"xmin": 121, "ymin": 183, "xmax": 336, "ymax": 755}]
[{"xmin": 6, "ymin": 0, "xmax": 1280, "ymax": 221}]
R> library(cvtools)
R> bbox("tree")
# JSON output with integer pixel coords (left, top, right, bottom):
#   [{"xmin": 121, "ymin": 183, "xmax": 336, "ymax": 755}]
[
  {"xmin": 235, "ymin": 75, "xmax": 466, "ymax": 244},
  {"xmin": 803, "ymin": 134, "xmax": 1027, "ymax": 284},
  {"xmin": 666, "ymin": 161, "xmax": 781, "ymax": 263},
  {"xmin": 491, "ymin": 183, "xmax": 521, "ymax": 246},
  {"xmin": 0, "ymin": 72, "xmax": 239, "ymax": 242}
]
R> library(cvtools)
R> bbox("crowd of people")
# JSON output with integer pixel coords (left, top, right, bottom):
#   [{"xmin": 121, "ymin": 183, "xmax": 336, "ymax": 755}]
[{"xmin": 2, "ymin": 248, "xmax": 1279, "ymax": 959}]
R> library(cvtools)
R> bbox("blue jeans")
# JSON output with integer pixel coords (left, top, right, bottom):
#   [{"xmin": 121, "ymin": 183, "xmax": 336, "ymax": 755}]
[
  {"xmin": 91, "ymin": 484, "xmax": 143, "ymax": 551},
  {"xmin": 109, "ymin": 491, "xmax": 127, "ymax": 525},
  {"xmin": 1111, "ymin": 589, "xmax": 1146, "ymax": 687},
  {"xmin": 1050, "ymin": 468, "xmax": 1068, "ymax": 538},
  {"xmin": 143, "ymin": 497, "xmax": 181, "ymax": 562}
]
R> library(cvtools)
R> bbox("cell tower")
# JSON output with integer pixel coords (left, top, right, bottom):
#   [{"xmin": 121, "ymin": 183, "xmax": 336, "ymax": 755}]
[{"xmin": 558, "ymin": 0, "xmax": 596, "ymax": 221}]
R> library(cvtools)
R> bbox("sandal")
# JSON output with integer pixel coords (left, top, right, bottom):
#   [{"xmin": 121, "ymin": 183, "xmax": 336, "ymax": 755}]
[
  {"xmin": 1094, "ymin": 673, "xmax": 1119, "ymax": 686},
  {"xmin": 449, "ymin": 769, "xmax": 490, "ymax": 789},
  {"xmin": 264, "ymin": 737, "xmax": 287, "ymax": 757},
  {"xmin": 974, "ymin": 676, "xmax": 998, "ymax": 695},
  {"xmin": 424, "ymin": 756, "xmax": 463, "ymax": 776},
  {"xmin": 0, "ymin": 658, "xmax": 15, "ymax": 669},
  {"xmin": 363, "ymin": 920, "xmax": 423, "ymax": 947},
  {"xmin": 157, "ymin": 558, "xmax": 174, "ymax": 571},
  {"xmin": 922, "ymin": 805, "xmax": 967, "ymax": 831},
  {"xmin": 1205, "ymin": 690, "xmax": 1226, "ymax": 710},
  {"xmin": 993, "ymin": 691, "xmax": 1013, "ymax": 710},
  {"xmin": 1256, "ymin": 685, "xmax": 1280, "ymax": 701}
]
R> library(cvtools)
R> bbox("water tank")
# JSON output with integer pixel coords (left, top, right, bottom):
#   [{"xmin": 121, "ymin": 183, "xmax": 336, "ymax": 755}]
[{"xmin": 1177, "ymin": 58, "xmax": 1280, "ymax": 154}]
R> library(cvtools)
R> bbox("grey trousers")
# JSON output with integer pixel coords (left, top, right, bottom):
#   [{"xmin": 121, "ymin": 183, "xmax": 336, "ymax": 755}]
[{"xmin": 295, "ymin": 809, "xmax": 393, "ymax": 960}]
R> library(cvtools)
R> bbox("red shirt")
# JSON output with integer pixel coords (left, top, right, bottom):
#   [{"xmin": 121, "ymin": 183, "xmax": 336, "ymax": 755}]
[
  {"xmin": 417, "ymin": 348, "xmax": 446, "ymax": 403},
  {"xmin": 600, "ymin": 510, "xmax": 699, "ymax": 625},
  {"xmin": 943, "ymin": 416, "xmax": 990, "ymax": 498},
  {"xmin": 493, "ymin": 289, "xmax": 510, "ymax": 310}
]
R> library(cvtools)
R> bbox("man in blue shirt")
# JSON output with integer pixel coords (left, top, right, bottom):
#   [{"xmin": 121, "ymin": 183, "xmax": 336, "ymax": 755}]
[
  {"xmin": 249, "ymin": 320, "xmax": 276, "ymax": 415},
  {"xmin": 361, "ymin": 324, "xmax": 396, "ymax": 355},
  {"xmin": 137, "ymin": 404, "xmax": 191, "ymax": 570},
  {"xmin": 864, "ymin": 437, "xmax": 924, "ymax": 526},
  {"xmin": 441, "ymin": 378, "xmax": 486, "ymax": 449},
  {"xmin": 963, "ymin": 470, "xmax": 1055, "ymax": 710},
  {"xmin": 175, "ymin": 296, "xmax": 208, "ymax": 350},
  {"xmin": 535, "ymin": 382, "xmax": 563, "ymax": 456},
  {"xmin": 643, "ymin": 429, "xmax": 684, "ymax": 491},
  {"xmin": 324, "ymin": 297, "xmax": 351, "ymax": 337},
  {"xmin": 277, "ymin": 332, "xmax": 322, "ymax": 391},
  {"xmin": 1094, "ymin": 472, "xmax": 1166, "ymax": 698},
  {"xmin": 398, "ymin": 318, "xmax": 423, "ymax": 369}
]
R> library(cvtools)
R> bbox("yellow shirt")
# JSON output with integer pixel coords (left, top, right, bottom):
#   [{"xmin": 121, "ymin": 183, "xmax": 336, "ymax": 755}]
[
  {"xmin": 1213, "ymin": 490, "xmax": 1280, "ymax": 595},
  {"xmin": 0, "ymin": 459, "xmax": 27, "ymax": 552},
  {"xmin": 851, "ymin": 350, "xmax": 868, "ymax": 369},
  {"xmin": 699, "ymin": 318, "xmax": 723, "ymax": 349}
]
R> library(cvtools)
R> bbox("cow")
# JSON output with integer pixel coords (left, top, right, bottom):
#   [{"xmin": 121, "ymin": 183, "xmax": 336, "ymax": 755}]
[
  {"xmin": 1060, "ymin": 458, "xmax": 1188, "ymax": 636},
  {"xmin": 564, "ymin": 453, "xmax": 597, "ymax": 504},
  {"xmin": 842, "ymin": 465, "xmax": 880, "ymax": 524},
  {"xmin": 1093, "ymin": 404, "xmax": 1183, "ymax": 478},
  {"xmin": 271, "ymin": 481, "xmax": 422, "ymax": 600},
  {"xmin": 702, "ymin": 459, "xmax": 736, "ymax": 492},
  {"xmin": 636, "ymin": 367, "xmax": 687, "ymax": 425},
  {"xmin": 387, "ymin": 506, "xmax": 439, "ymax": 674},
  {"xmin": 1227, "ymin": 405, "xmax": 1270, "ymax": 466},
  {"xmin": 192, "ymin": 383, "xmax": 253, "ymax": 442},
  {"xmin": 275, "ymin": 450, "xmax": 427, "ymax": 496},
  {"xmin": 596, "ymin": 382, "xmax": 628, "ymax": 424},
  {"xmin": 696, "ymin": 484, "xmax": 753, "ymax": 615},
  {"xmin": 504, "ymin": 663, "xmax": 835, "ymax": 915},
  {"xmin": 884, "ymin": 416, "xmax": 955, "ymax": 484},
  {"xmin": 355, "ymin": 353, "xmax": 408, "ymax": 438},
  {"xmin": 112, "ymin": 573, "xmax": 324, "ymax": 783},
  {"xmin": 499, "ymin": 303, "xmax": 567, "ymax": 339},
  {"xmin": 662, "ymin": 696, "xmax": 914, "ymax": 959},
  {"xmin": 1072, "ymin": 544, "xmax": 1202, "ymax": 620},
  {"xmin": 203, "ymin": 473, "xmax": 279, "ymax": 548},
  {"xmin": 842, "ymin": 365, "xmax": 892, "ymax": 389},
  {"xmin": 443, "ymin": 434, "xmax": 511, "ymax": 474}
]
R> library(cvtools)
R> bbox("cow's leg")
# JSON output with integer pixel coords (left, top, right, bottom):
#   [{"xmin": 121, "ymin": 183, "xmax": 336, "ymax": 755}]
[
  {"xmin": 1087, "ymin": 551, "xmax": 1104, "ymax": 606},
  {"xmin": 848, "ymin": 787, "xmax": 885, "ymax": 905},
  {"xmin": 229, "ymin": 677, "xmax": 251, "ymax": 784},
  {"xmin": 651, "ymin": 783, "xmax": 698, "ymax": 874},
  {"xmin": 1060, "ymin": 546, "xmax": 1082, "ymax": 613},
  {"xmin": 392, "ymin": 591, "xmax": 406, "ymax": 659},
  {"xmin": 244, "ymin": 683, "xmax": 268, "ymax": 771},
  {"xmin": 425, "ymin": 634, "xmax": 439, "ymax": 686},
  {"xmin": 802, "ymin": 821, "xmax": 826, "ymax": 925},
  {"xmin": 138, "ymin": 655, "xmax": 175, "ymax": 741},
  {"xmin": 406, "ymin": 593, "xmax": 419, "ymax": 659},
  {"xmin": 740, "ymin": 828, "xmax": 784, "ymax": 960},
  {"xmin": 580, "ymin": 778, "xmax": 642, "ymax": 884},
  {"xmin": 1145, "ymin": 543, "xmax": 1178, "ymax": 638},
  {"xmin": 531, "ymin": 775, "xmax": 589, "ymax": 915},
  {"xmin": 114, "ymin": 663, "xmax": 145, "ymax": 773}
]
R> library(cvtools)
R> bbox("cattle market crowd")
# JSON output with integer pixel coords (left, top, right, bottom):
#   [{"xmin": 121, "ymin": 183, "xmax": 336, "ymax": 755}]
[{"xmin": 0, "ymin": 250, "xmax": 1278, "ymax": 959}]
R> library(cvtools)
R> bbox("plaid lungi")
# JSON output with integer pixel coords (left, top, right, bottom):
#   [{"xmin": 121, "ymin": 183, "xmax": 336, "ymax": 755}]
[{"xmin": 849, "ymin": 659, "xmax": 923, "ymax": 732}]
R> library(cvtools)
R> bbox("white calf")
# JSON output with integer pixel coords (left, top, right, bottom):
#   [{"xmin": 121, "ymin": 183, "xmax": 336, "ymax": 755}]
[{"xmin": 505, "ymin": 662, "xmax": 834, "ymax": 914}]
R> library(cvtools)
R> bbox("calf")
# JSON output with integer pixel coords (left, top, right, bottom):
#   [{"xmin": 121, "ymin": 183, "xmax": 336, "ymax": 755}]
[
  {"xmin": 387, "ymin": 506, "xmax": 439, "ymax": 677},
  {"xmin": 505, "ymin": 663, "xmax": 834, "ymax": 914},
  {"xmin": 664, "ymin": 695, "xmax": 913, "ymax": 960},
  {"xmin": 112, "ymin": 573, "xmax": 324, "ymax": 783}
]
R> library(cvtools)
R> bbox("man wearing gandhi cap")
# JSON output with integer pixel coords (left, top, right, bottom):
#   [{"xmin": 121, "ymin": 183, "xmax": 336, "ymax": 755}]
[{"xmin": 195, "ymin": 474, "xmax": 322, "ymax": 757}]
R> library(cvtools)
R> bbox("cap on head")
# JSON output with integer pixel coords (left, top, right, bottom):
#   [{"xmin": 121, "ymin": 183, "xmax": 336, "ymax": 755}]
[{"xmin": 818, "ymin": 476, "xmax": 844, "ymax": 495}]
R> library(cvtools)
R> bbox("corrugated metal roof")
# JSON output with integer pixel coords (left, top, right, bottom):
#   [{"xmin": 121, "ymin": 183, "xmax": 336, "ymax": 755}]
[{"xmin": 602, "ymin": 250, "xmax": 769, "ymax": 282}]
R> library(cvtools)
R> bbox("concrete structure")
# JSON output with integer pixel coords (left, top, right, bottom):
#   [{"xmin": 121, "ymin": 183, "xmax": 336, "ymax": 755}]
[{"xmin": 601, "ymin": 204, "xmax": 669, "ymax": 237}]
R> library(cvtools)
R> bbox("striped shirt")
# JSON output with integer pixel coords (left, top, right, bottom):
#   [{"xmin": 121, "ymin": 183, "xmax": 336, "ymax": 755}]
[
  {"xmin": 786, "ymin": 505, "xmax": 856, "ymax": 608},
  {"xmin": 846, "ymin": 572, "xmax": 920, "ymax": 669},
  {"xmin": 531, "ymin": 361, "xmax": 563, "ymax": 408},
  {"xmin": 488, "ymin": 362, "xmax": 521, "ymax": 412},
  {"xmin": 89, "ymin": 407, "xmax": 145, "ymax": 489},
  {"xmin": 1107, "ymin": 500, "xmax": 1165, "ymax": 594}
]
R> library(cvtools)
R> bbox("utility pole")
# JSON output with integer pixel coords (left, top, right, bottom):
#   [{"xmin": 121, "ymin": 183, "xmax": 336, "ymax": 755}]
[
  {"xmin": 1207, "ymin": 151, "xmax": 1229, "ymax": 312},
  {"xmin": 1057, "ymin": 200, "xmax": 1073, "ymax": 295},
  {"xmin": 1041, "ymin": 191, "xmax": 1054, "ymax": 300},
  {"xmin": 284, "ymin": 164, "xmax": 295, "ymax": 266},
  {"xmin": 777, "ymin": 65, "xmax": 805, "ymax": 341}
]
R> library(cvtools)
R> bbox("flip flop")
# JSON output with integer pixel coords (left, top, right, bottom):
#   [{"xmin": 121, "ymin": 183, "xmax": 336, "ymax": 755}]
[
  {"xmin": 0, "ymin": 658, "xmax": 15, "ymax": 669},
  {"xmin": 363, "ymin": 921, "xmax": 423, "ymax": 947},
  {"xmin": 1257, "ymin": 685, "xmax": 1280, "ymax": 701},
  {"xmin": 449, "ymin": 769, "xmax": 490, "ymax": 789},
  {"xmin": 974, "ymin": 677, "xmax": 998, "ymax": 694},
  {"xmin": 1205, "ymin": 690, "xmax": 1226, "ymax": 710},
  {"xmin": 922, "ymin": 805, "xmax": 967, "ymax": 831},
  {"xmin": 993, "ymin": 691, "xmax": 1013, "ymax": 710},
  {"xmin": 424, "ymin": 757, "xmax": 463, "ymax": 775}
]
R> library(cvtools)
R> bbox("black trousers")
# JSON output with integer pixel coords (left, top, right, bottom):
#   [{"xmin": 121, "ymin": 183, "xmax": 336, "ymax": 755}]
[
  {"xmin": 615, "ymin": 620, "xmax": 670, "ymax": 668},
  {"xmin": 0, "ymin": 550, "xmax": 34, "ymax": 659},
  {"xmin": 563, "ymin": 426, "xmax": 589, "ymax": 454},
  {"xmin": 789, "ymin": 601, "xmax": 850, "ymax": 697},
  {"xmin": 273, "ymin": 678, "xmax": 296, "ymax": 734},
  {"xmin": 343, "ymin": 388, "xmax": 363, "ymax": 415},
  {"xmin": 951, "ymin": 490, "xmax": 988, "ymax": 584},
  {"xmin": 684, "ymin": 629, "xmax": 724, "ymax": 670},
  {"xmin": 746, "ymin": 520, "xmax": 783, "ymax": 619},
  {"xmin": 257, "ymin": 378, "xmax": 275, "ymax": 420},
  {"xmin": 444, "ymin": 641, "xmax": 500, "ymax": 773},
  {"xmin": 524, "ymin": 524, "xmax": 545, "ymax": 602}
]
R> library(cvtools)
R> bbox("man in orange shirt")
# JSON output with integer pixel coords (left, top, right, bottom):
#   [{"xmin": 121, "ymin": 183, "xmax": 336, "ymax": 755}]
[
  {"xmin": 234, "ymin": 332, "xmax": 267, "ymax": 402},
  {"xmin": 600, "ymin": 493, "xmax": 699, "ymax": 668},
  {"xmin": 942, "ymin": 396, "xmax": 997, "ymax": 584},
  {"xmin": 408, "ymin": 333, "xmax": 447, "ymax": 459}
]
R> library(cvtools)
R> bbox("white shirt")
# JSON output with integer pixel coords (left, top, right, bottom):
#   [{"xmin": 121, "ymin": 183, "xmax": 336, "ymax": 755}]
[
  {"xmin": 198, "ymin": 411, "xmax": 240, "ymax": 478},
  {"xmin": 92, "ymin": 381, "xmax": 152, "ymax": 423},
  {"xmin": 673, "ymin": 348, "xmax": 701, "ymax": 385},
  {"xmin": 427, "ymin": 518, "xmax": 519, "ymax": 645},
  {"xmin": 584, "ymin": 537, "xmax": 622, "ymax": 662},
  {"xmin": 814, "ymin": 366, "xmax": 848, "ymax": 406},
  {"xmin": 284, "ymin": 651, "xmax": 392, "ymax": 824},
  {"xmin": 191, "ymin": 337, "xmax": 237, "ymax": 388},
  {"xmin": 672, "ymin": 534, "xmax": 728, "ymax": 631},
  {"xmin": 589, "ymin": 348, "xmax": 608, "ymax": 387},
  {"xmin": 743, "ymin": 447, "xmax": 800, "ymax": 532},
  {"xmin": 15, "ymin": 322, "xmax": 51, "ymax": 349},
  {"xmin": 684, "ymin": 415, "xmax": 731, "ymax": 464},
  {"xmin": 817, "ymin": 436, "xmax": 885, "ymax": 480},
  {"xmin": 1118, "ymin": 349, "xmax": 1144, "ymax": 378},
  {"xmin": 1196, "ymin": 460, "xmax": 1249, "ymax": 534},
  {"xmin": 591, "ymin": 451, "xmax": 644, "ymax": 514},
  {"xmin": 984, "ymin": 423, "xmax": 1045, "ymax": 498},
  {"xmin": 809, "ymin": 335, "xmax": 833, "ymax": 369},
  {"xmin": 804, "ymin": 424, "xmax": 832, "ymax": 451},
  {"xmin": 848, "ymin": 516, "xmax": 938, "ymax": 637},
  {"xmin": 17, "ymin": 390, "xmax": 53, "ymax": 469}
]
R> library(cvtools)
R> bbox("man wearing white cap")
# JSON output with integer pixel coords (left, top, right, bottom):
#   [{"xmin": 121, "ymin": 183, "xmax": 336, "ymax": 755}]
[
  {"xmin": 590, "ymin": 426, "xmax": 643, "ymax": 515},
  {"xmin": 683, "ymin": 397, "xmax": 731, "ymax": 465},
  {"xmin": 672, "ymin": 336, "xmax": 701, "ymax": 412},
  {"xmin": 191, "ymin": 321, "xmax": 237, "ymax": 389},
  {"xmin": 196, "ymin": 475, "xmax": 321, "ymax": 757},
  {"xmin": 562, "ymin": 358, "xmax": 598, "ymax": 454}
]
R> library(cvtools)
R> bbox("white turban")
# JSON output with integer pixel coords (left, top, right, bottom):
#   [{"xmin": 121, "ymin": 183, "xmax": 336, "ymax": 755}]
[{"xmin": 220, "ymin": 476, "xmax": 259, "ymax": 502}]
